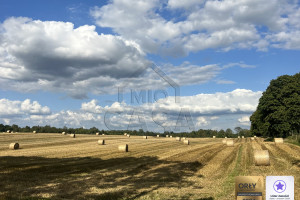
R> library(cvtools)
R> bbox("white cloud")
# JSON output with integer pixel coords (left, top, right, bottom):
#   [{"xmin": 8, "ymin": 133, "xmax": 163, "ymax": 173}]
[
  {"xmin": 148, "ymin": 89, "xmax": 262, "ymax": 115},
  {"xmin": 216, "ymin": 80, "xmax": 236, "ymax": 84},
  {"xmin": 0, "ymin": 17, "xmax": 250, "ymax": 99},
  {"xmin": 0, "ymin": 17, "xmax": 149, "ymax": 98},
  {"xmin": 238, "ymin": 115, "xmax": 251, "ymax": 126},
  {"xmin": 195, "ymin": 117, "xmax": 209, "ymax": 126},
  {"xmin": 91, "ymin": 0, "xmax": 300, "ymax": 54},
  {"xmin": 0, "ymin": 98, "xmax": 51, "ymax": 116},
  {"xmin": 167, "ymin": 0, "xmax": 205, "ymax": 10},
  {"xmin": 1, "ymin": 89, "xmax": 260, "ymax": 130},
  {"xmin": 223, "ymin": 62, "xmax": 256, "ymax": 69},
  {"xmin": 81, "ymin": 99, "xmax": 103, "ymax": 114}
]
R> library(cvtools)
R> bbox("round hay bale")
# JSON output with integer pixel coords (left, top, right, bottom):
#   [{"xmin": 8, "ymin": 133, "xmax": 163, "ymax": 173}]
[
  {"xmin": 225, "ymin": 136, "xmax": 227, "ymax": 138},
  {"xmin": 33, "ymin": 131, "xmax": 37, "ymax": 134},
  {"xmin": 7, "ymin": 130, "xmax": 10, "ymax": 133},
  {"xmin": 102, "ymin": 134, "xmax": 105, "ymax": 135},
  {"xmin": 242, "ymin": 136, "xmax": 245, "ymax": 138},
  {"xmin": 170, "ymin": 136, "xmax": 173, "ymax": 138},
  {"xmin": 274, "ymin": 138, "xmax": 283, "ymax": 144},
  {"xmin": 157, "ymin": 135, "xmax": 160, "ymax": 137},
  {"xmin": 213, "ymin": 136, "xmax": 216, "ymax": 138},
  {"xmin": 176, "ymin": 137, "xmax": 181, "ymax": 141},
  {"xmin": 62, "ymin": 132, "xmax": 66, "ymax": 135},
  {"xmin": 143, "ymin": 136, "xmax": 148, "ymax": 139},
  {"xmin": 70, "ymin": 134, "xmax": 76, "ymax": 138},
  {"xmin": 222, "ymin": 139, "xmax": 227, "ymax": 144},
  {"xmin": 182, "ymin": 137, "xmax": 186, "ymax": 140},
  {"xmin": 166, "ymin": 135, "xmax": 169, "ymax": 137},
  {"xmin": 226, "ymin": 139, "xmax": 234, "ymax": 147},
  {"xmin": 124, "ymin": 133, "xmax": 127, "ymax": 136},
  {"xmin": 118, "ymin": 144, "xmax": 128, "ymax": 152},
  {"xmin": 254, "ymin": 150, "xmax": 270, "ymax": 166},
  {"xmin": 183, "ymin": 139, "xmax": 190, "ymax": 145},
  {"xmin": 127, "ymin": 134, "xmax": 130, "ymax": 138},
  {"xmin": 96, "ymin": 132, "xmax": 99, "ymax": 135},
  {"xmin": 238, "ymin": 136, "xmax": 240, "ymax": 138},
  {"xmin": 251, "ymin": 137, "xmax": 255, "ymax": 140},
  {"xmin": 254, "ymin": 135, "xmax": 257, "ymax": 138},
  {"xmin": 98, "ymin": 140, "xmax": 105, "ymax": 145},
  {"xmin": 9, "ymin": 143, "xmax": 19, "ymax": 150}
]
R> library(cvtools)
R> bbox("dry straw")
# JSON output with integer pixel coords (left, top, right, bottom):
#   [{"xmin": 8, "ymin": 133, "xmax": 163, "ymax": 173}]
[
  {"xmin": 102, "ymin": 134, "xmax": 105, "ymax": 135},
  {"xmin": 9, "ymin": 143, "xmax": 19, "ymax": 150},
  {"xmin": 274, "ymin": 138, "xmax": 283, "ymax": 144},
  {"xmin": 238, "ymin": 136, "xmax": 240, "ymax": 138},
  {"xmin": 222, "ymin": 139, "xmax": 227, "ymax": 144},
  {"xmin": 70, "ymin": 134, "xmax": 76, "ymax": 138},
  {"xmin": 251, "ymin": 137, "xmax": 255, "ymax": 140},
  {"xmin": 182, "ymin": 137, "xmax": 186, "ymax": 140},
  {"xmin": 118, "ymin": 144, "xmax": 128, "ymax": 152},
  {"xmin": 226, "ymin": 139, "xmax": 234, "ymax": 147},
  {"xmin": 183, "ymin": 139, "xmax": 190, "ymax": 145},
  {"xmin": 98, "ymin": 140, "xmax": 105, "ymax": 145},
  {"xmin": 225, "ymin": 137, "xmax": 227, "ymax": 138},
  {"xmin": 143, "ymin": 136, "xmax": 147, "ymax": 139},
  {"xmin": 176, "ymin": 137, "xmax": 181, "ymax": 141},
  {"xmin": 254, "ymin": 150, "xmax": 270, "ymax": 166}
]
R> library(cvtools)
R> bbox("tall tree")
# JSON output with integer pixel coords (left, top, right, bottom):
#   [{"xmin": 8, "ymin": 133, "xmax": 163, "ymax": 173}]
[{"xmin": 250, "ymin": 73, "xmax": 300, "ymax": 138}]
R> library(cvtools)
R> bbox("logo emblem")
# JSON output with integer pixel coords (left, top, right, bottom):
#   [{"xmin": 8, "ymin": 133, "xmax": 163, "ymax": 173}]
[{"xmin": 273, "ymin": 180, "xmax": 286, "ymax": 193}]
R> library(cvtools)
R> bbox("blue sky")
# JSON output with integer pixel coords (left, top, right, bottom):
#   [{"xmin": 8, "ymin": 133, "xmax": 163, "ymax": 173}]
[{"xmin": 0, "ymin": 0, "xmax": 299, "ymax": 132}]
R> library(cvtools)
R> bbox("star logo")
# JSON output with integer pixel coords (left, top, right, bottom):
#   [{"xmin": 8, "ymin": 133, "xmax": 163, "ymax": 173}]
[
  {"xmin": 273, "ymin": 180, "xmax": 286, "ymax": 193},
  {"xmin": 276, "ymin": 182, "xmax": 284, "ymax": 190}
]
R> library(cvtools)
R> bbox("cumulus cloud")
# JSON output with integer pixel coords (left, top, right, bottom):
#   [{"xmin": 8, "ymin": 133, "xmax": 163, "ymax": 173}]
[
  {"xmin": 195, "ymin": 117, "xmax": 209, "ymax": 126},
  {"xmin": 0, "ymin": 98, "xmax": 51, "ymax": 116},
  {"xmin": 0, "ymin": 17, "xmax": 149, "ymax": 98},
  {"xmin": 91, "ymin": 0, "xmax": 300, "ymax": 55},
  {"xmin": 1, "ymin": 89, "xmax": 261, "ymax": 130},
  {"xmin": 0, "ymin": 17, "xmax": 248, "ymax": 99},
  {"xmin": 147, "ymin": 89, "xmax": 262, "ymax": 115},
  {"xmin": 81, "ymin": 99, "xmax": 103, "ymax": 113},
  {"xmin": 238, "ymin": 115, "xmax": 251, "ymax": 126}
]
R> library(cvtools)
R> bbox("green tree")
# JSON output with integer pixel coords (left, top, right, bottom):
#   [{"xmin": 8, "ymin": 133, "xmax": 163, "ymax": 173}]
[{"xmin": 250, "ymin": 73, "xmax": 300, "ymax": 138}]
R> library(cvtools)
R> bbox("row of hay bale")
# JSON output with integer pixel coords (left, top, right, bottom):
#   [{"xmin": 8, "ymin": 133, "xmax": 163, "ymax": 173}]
[
  {"xmin": 252, "ymin": 138, "xmax": 283, "ymax": 166},
  {"xmin": 175, "ymin": 137, "xmax": 190, "ymax": 145},
  {"xmin": 5, "ymin": 130, "xmax": 19, "ymax": 133},
  {"xmin": 96, "ymin": 139, "xmax": 128, "ymax": 152},
  {"xmin": 61, "ymin": 132, "xmax": 76, "ymax": 137},
  {"xmin": 222, "ymin": 138, "xmax": 235, "ymax": 146}
]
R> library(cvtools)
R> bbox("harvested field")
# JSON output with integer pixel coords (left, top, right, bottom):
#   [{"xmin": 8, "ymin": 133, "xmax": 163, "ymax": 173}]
[{"xmin": 0, "ymin": 133, "xmax": 299, "ymax": 199}]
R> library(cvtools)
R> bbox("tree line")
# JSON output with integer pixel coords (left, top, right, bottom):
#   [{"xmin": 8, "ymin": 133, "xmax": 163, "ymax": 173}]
[{"xmin": 0, "ymin": 124, "xmax": 250, "ymax": 138}]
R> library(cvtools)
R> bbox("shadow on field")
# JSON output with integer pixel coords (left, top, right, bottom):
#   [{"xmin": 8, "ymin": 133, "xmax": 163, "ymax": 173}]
[{"xmin": 0, "ymin": 156, "xmax": 211, "ymax": 200}]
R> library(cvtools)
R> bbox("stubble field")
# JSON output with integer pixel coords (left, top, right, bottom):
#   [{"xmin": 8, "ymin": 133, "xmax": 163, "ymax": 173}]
[{"xmin": 0, "ymin": 133, "xmax": 299, "ymax": 200}]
